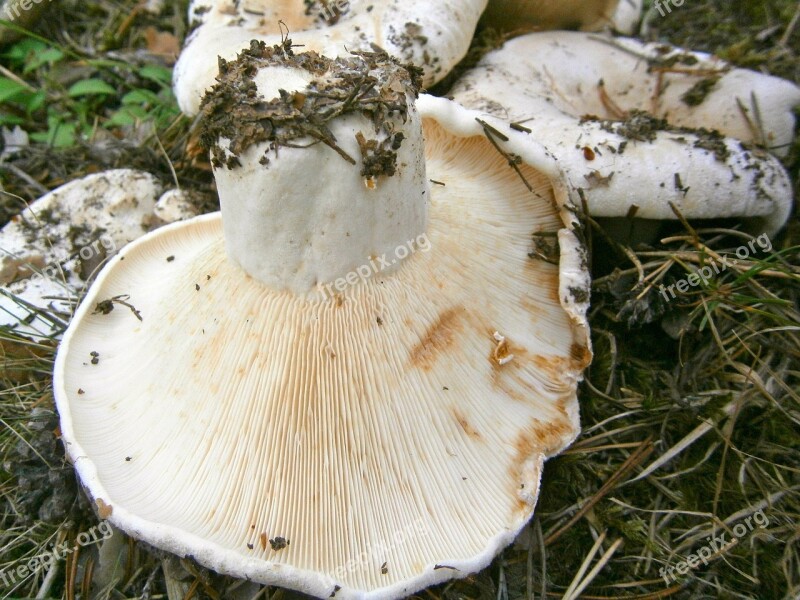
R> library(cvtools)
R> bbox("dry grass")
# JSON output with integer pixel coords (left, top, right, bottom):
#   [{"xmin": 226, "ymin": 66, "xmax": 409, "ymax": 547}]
[{"xmin": 0, "ymin": 0, "xmax": 799, "ymax": 599}]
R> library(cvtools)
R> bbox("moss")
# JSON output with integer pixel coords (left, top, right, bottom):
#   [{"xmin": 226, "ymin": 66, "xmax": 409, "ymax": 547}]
[{"xmin": 681, "ymin": 75, "xmax": 721, "ymax": 106}]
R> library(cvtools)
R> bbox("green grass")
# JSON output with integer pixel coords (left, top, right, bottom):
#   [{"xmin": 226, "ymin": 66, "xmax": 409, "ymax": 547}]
[
  {"xmin": 0, "ymin": 0, "xmax": 799, "ymax": 599},
  {"xmin": 0, "ymin": 33, "xmax": 178, "ymax": 147}
]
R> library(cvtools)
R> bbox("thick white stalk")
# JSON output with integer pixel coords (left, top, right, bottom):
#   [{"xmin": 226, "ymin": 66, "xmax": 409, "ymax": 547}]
[{"xmin": 204, "ymin": 44, "xmax": 429, "ymax": 295}]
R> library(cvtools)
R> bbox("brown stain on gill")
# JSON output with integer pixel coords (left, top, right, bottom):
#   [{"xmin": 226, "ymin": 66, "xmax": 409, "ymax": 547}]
[
  {"xmin": 452, "ymin": 408, "xmax": 482, "ymax": 441},
  {"xmin": 548, "ymin": 276, "xmax": 561, "ymax": 304},
  {"xmin": 511, "ymin": 414, "xmax": 575, "ymax": 512},
  {"xmin": 523, "ymin": 260, "xmax": 561, "ymax": 305},
  {"xmin": 514, "ymin": 416, "xmax": 573, "ymax": 463},
  {"xmin": 570, "ymin": 342, "xmax": 592, "ymax": 370},
  {"xmin": 532, "ymin": 354, "xmax": 570, "ymax": 380},
  {"xmin": 528, "ymin": 345, "xmax": 591, "ymax": 379},
  {"xmin": 409, "ymin": 308, "xmax": 464, "ymax": 371},
  {"xmin": 487, "ymin": 330, "xmax": 535, "ymax": 402}
]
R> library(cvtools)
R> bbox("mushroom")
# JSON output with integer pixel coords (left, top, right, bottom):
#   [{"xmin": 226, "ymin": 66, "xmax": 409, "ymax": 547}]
[
  {"xmin": 480, "ymin": 0, "xmax": 643, "ymax": 35},
  {"xmin": 173, "ymin": 0, "xmax": 488, "ymax": 115},
  {"xmin": 54, "ymin": 42, "xmax": 590, "ymax": 599},
  {"xmin": 152, "ymin": 188, "xmax": 202, "ymax": 224},
  {"xmin": 0, "ymin": 170, "xmax": 163, "ymax": 335},
  {"xmin": 611, "ymin": 0, "xmax": 643, "ymax": 34},
  {"xmin": 0, "ymin": 171, "xmax": 203, "ymax": 336},
  {"xmin": 449, "ymin": 31, "xmax": 799, "ymax": 235}
]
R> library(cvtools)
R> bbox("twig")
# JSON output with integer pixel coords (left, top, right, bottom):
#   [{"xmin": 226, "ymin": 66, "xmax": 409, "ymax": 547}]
[
  {"xmin": 749, "ymin": 91, "xmax": 768, "ymax": 150},
  {"xmin": 35, "ymin": 560, "xmax": 59, "ymax": 599},
  {"xmin": 649, "ymin": 66, "xmax": 728, "ymax": 77},
  {"xmin": 780, "ymin": 0, "xmax": 800, "ymax": 46},
  {"xmin": 476, "ymin": 118, "xmax": 536, "ymax": 194},
  {"xmin": 0, "ymin": 164, "xmax": 49, "ymax": 196},
  {"xmin": 526, "ymin": 524, "xmax": 534, "ymax": 600},
  {"xmin": 545, "ymin": 437, "xmax": 654, "ymax": 545},
  {"xmin": 155, "ymin": 133, "xmax": 180, "ymax": 190},
  {"xmin": 534, "ymin": 518, "xmax": 546, "ymax": 600},
  {"xmin": 667, "ymin": 202, "xmax": 699, "ymax": 247},
  {"xmin": 630, "ymin": 402, "xmax": 737, "ymax": 482},
  {"xmin": 0, "ymin": 63, "xmax": 35, "ymax": 91},
  {"xmin": 563, "ymin": 530, "xmax": 608, "ymax": 600},
  {"xmin": 597, "ymin": 80, "xmax": 628, "ymax": 120},
  {"xmin": 735, "ymin": 97, "xmax": 761, "ymax": 147},
  {"xmin": 565, "ymin": 537, "xmax": 624, "ymax": 600}
]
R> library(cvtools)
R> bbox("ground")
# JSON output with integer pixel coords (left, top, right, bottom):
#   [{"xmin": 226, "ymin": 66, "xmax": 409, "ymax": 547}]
[{"xmin": 0, "ymin": 1, "xmax": 799, "ymax": 599}]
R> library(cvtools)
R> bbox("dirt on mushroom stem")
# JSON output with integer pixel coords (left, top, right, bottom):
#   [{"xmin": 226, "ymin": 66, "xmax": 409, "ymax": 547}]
[{"xmin": 199, "ymin": 37, "xmax": 423, "ymax": 178}]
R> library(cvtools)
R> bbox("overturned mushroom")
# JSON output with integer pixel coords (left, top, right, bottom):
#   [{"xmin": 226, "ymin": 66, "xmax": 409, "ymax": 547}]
[
  {"xmin": 450, "ymin": 31, "xmax": 799, "ymax": 234},
  {"xmin": 174, "ymin": 0, "xmax": 488, "ymax": 115},
  {"xmin": 55, "ymin": 42, "xmax": 590, "ymax": 599}
]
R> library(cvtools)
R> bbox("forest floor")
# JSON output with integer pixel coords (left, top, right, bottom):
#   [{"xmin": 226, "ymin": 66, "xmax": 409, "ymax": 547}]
[{"xmin": 0, "ymin": 1, "xmax": 799, "ymax": 599}]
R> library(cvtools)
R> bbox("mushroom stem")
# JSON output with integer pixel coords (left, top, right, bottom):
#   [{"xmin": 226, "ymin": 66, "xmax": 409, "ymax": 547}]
[{"xmin": 201, "ymin": 41, "xmax": 429, "ymax": 296}]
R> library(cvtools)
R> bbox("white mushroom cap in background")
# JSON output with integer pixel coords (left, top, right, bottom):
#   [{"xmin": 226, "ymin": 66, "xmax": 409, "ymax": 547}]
[
  {"xmin": 53, "ymin": 44, "xmax": 591, "ymax": 599},
  {"xmin": 0, "ymin": 171, "xmax": 202, "ymax": 337},
  {"xmin": 0, "ymin": 170, "xmax": 163, "ymax": 336},
  {"xmin": 611, "ymin": 0, "xmax": 643, "ymax": 35},
  {"xmin": 153, "ymin": 188, "xmax": 202, "ymax": 223},
  {"xmin": 480, "ymin": 0, "xmax": 643, "ymax": 35},
  {"xmin": 450, "ymin": 31, "xmax": 799, "ymax": 234},
  {"xmin": 174, "ymin": 0, "xmax": 488, "ymax": 115}
]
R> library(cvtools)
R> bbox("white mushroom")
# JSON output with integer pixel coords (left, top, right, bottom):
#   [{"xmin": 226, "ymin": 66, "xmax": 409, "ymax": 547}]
[
  {"xmin": 450, "ymin": 31, "xmax": 799, "ymax": 234},
  {"xmin": 153, "ymin": 188, "xmax": 202, "ymax": 224},
  {"xmin": 611, "ymin": 0, "xmax": 643, "ymax": 34},
  {"xmin": 54, "ymin": 43, "xmax": 590, "ymax": 599},
  {"xmin": 480, "ymin": 0, "xmax": 643, "ymax": 35},
  {"xmin": 0, "ymin": 171, "xmax": 205, "ymax": 336},
  {"xmin": 174, "ymin": 0, "xmax": 488, "ymax": 115},
  {"xmin": 0, "ymin": 170, "xmax": 163, "ymax": 336}
]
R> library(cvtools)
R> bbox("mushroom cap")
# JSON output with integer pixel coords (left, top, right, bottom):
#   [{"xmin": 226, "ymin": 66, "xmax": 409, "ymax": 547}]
[
  {"xmin": 611, "ymin": 0, "xmax": 642, "ymax": 35},
  {"xmin": 153, "ymin": 189, "xmax": 202, "ymax": 224},
  {"xmin": 54, "ymin": 97, "xmax": 590, "ymax": 599},
  {"xmin": 479, "ymin": 0, "xmax": 641, "ymax": 34},
  {"xmin": 450, "ymin": 31, "xmax": 799, "ymax": 233},
  {"xmin": 0, "ymin": 170, "xmax": 164, "ymax": 336},
  {"xmin": 174, "ymin": 0, "xmax": 488, "ymax": 115}
]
